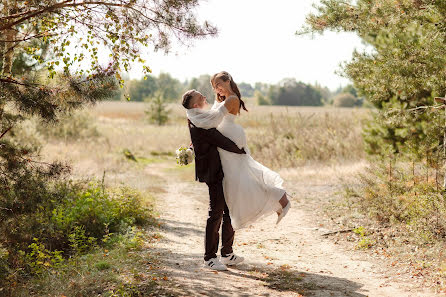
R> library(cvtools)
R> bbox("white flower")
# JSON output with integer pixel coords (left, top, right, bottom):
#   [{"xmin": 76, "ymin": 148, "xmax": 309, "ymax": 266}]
[{"xmin": 175, "ymin": 146, "xmax": 194, "ymax": 165}]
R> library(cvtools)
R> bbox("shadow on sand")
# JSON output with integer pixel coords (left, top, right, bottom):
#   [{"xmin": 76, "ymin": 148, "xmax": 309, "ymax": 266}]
[{"xmin": 154, "ymin": 218, "xmax": 368, "ymax": 297}]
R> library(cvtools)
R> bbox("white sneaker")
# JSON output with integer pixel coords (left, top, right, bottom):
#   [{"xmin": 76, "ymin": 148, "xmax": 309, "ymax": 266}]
[
  {"xmin": 220, "ymin": 253, "xmax": 244, "ymax": 266},
  {"xmin": 276, "ymin": 201, "xmax": 291, "ymax": 225},
  {"xmin": 204, "ymin": 257, "xmax": 228, "ymax": 271}
]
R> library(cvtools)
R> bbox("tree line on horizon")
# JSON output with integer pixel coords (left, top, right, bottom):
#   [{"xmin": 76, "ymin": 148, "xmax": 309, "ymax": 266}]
[{"xmin": 113, "ymin": 72, "xmax": 363, "ymax": 107}]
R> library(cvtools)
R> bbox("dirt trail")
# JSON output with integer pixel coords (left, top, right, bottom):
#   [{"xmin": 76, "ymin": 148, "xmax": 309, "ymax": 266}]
[{"xmin": 148, "ymin": 162, "xmax": 440, "ymax": 297}]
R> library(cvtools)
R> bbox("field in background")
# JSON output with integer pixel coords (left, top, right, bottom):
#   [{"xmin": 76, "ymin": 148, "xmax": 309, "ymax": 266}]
[{"xmin": 74, "ymin": 100, "xmax": 369, "ymax": 173}]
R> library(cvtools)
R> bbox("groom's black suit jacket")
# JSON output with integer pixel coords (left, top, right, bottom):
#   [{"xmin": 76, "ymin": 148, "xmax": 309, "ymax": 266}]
[{"xmin": 188, "ymin": 120, "xmax": 245, "ymax": 184}]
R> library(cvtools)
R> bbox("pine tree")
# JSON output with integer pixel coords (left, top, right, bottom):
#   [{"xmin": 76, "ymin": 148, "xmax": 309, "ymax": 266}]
[
  {"xmin": 145, "ymin": 91, "xmax": 170, "ymax": 125},
  {"xmin": 300, "ymin": 0, "xmax": 446, "ymax": 160}
]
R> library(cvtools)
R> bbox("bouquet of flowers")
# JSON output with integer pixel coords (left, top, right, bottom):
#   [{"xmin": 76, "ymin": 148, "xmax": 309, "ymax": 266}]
[{"xmin": 176, "ymin": 146, "xmax": 194, "ymax": 165}]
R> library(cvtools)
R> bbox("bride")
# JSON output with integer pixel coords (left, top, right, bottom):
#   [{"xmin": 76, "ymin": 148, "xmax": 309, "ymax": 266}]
[{"xmin": 187, "ymin": 71, "xmax": 291, "ymax": 229}]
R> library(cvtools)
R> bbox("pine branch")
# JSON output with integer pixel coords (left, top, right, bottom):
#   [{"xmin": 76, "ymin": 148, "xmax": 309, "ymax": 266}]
[
  {"xmin": 406, "ymin": 105, "xmax": 445, "ymax": 112},
  {"xmin": 0, "ymin": 126, "xmax": 13, "ymax": 140},
  {"xmin": 0, "ymin": 77, "xmax": 41, "ymax": 87}
]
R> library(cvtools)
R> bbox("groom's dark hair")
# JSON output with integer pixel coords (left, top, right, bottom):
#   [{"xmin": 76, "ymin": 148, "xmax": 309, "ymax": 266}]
[{"xmin": 182, "ymin": 89, "xmax": 196, "ymax": 109}]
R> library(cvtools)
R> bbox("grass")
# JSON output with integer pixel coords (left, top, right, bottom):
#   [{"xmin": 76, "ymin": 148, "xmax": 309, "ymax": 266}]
[
  {"xmin": 88, "ymin": 101, "xmax": 368, "ymax": 169},
  {"xmin": 163, "ymin": 164, "xmax": 195, "ymax": 182},
  {"xmin": 240, "ymin": 107, "xmax": 367, "ymax": 168},
  {"xmin": 136, "ymin": 156, "xmax": 167, "ymax": 165},
  {"xmin": 9, "ymin": 229, "xmax": 175, "ymax": 297},
  {"xmin": 49, "ymin": 101, "xmax": 370, "ymax": 180}
]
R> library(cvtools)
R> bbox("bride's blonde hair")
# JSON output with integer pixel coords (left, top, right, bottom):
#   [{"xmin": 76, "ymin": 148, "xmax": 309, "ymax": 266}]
[{"xmin": 211, "ymin": 71, "xmax": 248, "ymax": 113}]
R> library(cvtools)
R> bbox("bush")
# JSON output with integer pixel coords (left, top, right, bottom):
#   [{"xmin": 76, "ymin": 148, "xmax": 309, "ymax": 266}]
[
  {"xmin": 10, "ymin": 119, "xmax": 44, "ymax": 152},
  {"xmin": 52, "ymin": 183, "xmax": 151, "ymax": 241},
  {"xmin": 255, "ymin": 91, "xmax": 271, "ymax": 105},
  {"xmin": 24, "ymin": 238, "xmax": 65, "ymax": 275},
  {"xmin": 37, "ymin": 110, "xmax": 100, "ymax": 141},
  {"xmin": 346, "ymin": 159, "xmax": 446, "ymax": 241},
  {"xmin": 145, "ymin": 92, "xmax": 169, "ymax": 125},
  {"xmin": 332, "ymin": 93, "xmax": 358, "ymax": 107},
  {"xmin": 0, "ymin": 179, "xmax": 153, "ymax": 282}
]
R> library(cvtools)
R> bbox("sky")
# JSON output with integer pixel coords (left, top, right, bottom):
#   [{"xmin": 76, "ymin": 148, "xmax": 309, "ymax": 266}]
[{"xmin": 128, "ymin": 0, "xmax": 365, "ymax": 91}]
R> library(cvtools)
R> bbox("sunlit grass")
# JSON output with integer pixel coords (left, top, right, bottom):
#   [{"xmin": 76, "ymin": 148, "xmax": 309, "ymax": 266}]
[{"xmin": 88, "ymin": 101, "xmax": 369, "ymax": 170}]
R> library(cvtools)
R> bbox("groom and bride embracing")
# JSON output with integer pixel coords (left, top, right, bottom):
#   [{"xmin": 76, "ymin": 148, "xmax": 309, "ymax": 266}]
[{"xmin": 181, "ymin": 71, "xmax": 291, "ymax": 271}]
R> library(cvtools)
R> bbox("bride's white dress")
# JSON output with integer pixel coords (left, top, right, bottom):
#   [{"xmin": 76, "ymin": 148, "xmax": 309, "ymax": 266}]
[{"xmin": 214, "ymin": 101, "xmax": 286, "ymax": 230}]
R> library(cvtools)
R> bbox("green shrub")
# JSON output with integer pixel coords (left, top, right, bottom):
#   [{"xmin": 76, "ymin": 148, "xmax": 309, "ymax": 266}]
[
  {"xmin": 68, "ymin": 226, "xmax": 98, "ymax": 255},
  {"xmin": 346, "ymin": 159, "xmax": 446, "ymax": 242},
  {"xmin": 95, "ymin": 261, "xmax": 111, "ymax": 271},
  {"xmin": 23, "ymin": 238, "xmax": 65, "ymax": 275},
  {"xmin": 353, "ymin": 227, "xmax": 375, "ymax": 249},
  {"xmin": 145, "ymin": 91, "xmax": 169, "ymax": 125},
  {"xmin": 0, "ymin": 179, "xmax": 153, "ymax": 284},
  {"xmin": 0, "ymin": 169, "xmax": 73, "ymax": 254},
  {"xmin": 52, "ymin": 183, "xmax": 151, "ymax": 242}
]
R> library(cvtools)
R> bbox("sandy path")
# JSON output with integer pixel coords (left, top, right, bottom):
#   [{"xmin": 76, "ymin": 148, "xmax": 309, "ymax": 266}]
[{"xmin": 149, "ymin": 162, "xmax": 440, "ymax": 297}]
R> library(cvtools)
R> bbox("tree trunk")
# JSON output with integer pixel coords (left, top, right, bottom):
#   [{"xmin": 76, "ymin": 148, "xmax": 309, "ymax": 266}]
[
  {"xmin": 1, "ymin": 29, "xmax": 16, "ymax": 76},
  {"xmin": 1, "ymin": 1, "xmax": 17, "ymax": 76},
  {"xmin": 0, "ymin": 1, "xmax": 18, "ymax": 117}
]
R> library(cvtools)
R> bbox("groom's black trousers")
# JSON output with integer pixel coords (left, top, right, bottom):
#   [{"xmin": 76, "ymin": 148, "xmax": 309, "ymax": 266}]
[{"xmin": 204, "ymin": 180, "xmax": 234, "ymax": 261}]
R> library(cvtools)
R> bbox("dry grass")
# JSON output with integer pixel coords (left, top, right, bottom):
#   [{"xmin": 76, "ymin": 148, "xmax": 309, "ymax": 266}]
[
  {"xmin": 41, "ymin": 102, "xmax": 190, "ymax": 191},
  {"xmin": 84, "ymin": 101, "xmax": 369, "ymax": 171},
  {"xmin": 237, "ymin": 105, "xmax": 368, "ymax": 168},
  {"xmin": 37, "ymin": 102, "xmax": 369, "ymax": 216}
]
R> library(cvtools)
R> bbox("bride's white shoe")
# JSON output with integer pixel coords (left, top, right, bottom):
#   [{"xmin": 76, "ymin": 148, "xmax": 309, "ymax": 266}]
[{"xmin": 276, "ymin": 201, "xmax": 291, "ymax": 225}]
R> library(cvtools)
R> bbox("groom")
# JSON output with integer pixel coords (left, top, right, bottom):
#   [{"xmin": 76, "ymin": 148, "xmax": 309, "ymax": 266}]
[{"xmin": 182, "ymin": 89, "xmax": 245, "ymax": 271}]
